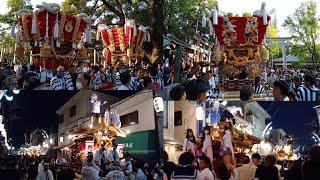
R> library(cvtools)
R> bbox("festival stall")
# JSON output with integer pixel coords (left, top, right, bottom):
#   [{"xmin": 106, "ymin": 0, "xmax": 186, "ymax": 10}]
[
  {"xmin": 205, "ymin": 2, "xmax": 271, "ymax": 91},
  {"xmin": 96, "ymin": 20, "xmax": 150, "ymax": 67},
  {"xmin": 15, "ymin": 2, "xmax": 90, "ymax": 70}
]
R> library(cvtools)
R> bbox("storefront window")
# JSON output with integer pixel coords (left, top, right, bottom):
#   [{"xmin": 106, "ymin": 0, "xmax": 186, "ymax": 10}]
[
  {"xmin": 174, "ymin": 111, "xmax": 182, "ymax": 126},
  {"xmin": 120, "ymin": 111, "xmax": 139, "ymax": 127},
  {"xmin": 69, "ymin": 106, "xmax": 76, "ymax": 117}
]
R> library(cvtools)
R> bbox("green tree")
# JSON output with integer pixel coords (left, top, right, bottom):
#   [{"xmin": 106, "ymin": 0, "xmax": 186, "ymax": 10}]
[
  {"xmin": 266, "ymin": 22, "xmax": 282, "ymax": 59},
  {"xmin": 164, "ymin": 0, "xmax": 215, "ymax": 42},
  {"xmin": 242, "ymin": 12, "xmax": 252, "ymax": 17},
  {"xmin": 283, "ymin": 1, "xmax": 320, "ymax": 65},
  {"xmin": 226, "ymin": 12, "xmax": 233, "ymax": 17},
  {"xmin": 0, "ymin": 0, "xmax": 32, "ymax": 25}
]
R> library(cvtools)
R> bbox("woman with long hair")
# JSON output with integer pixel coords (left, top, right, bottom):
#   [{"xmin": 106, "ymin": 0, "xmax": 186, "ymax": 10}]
[
  {"xmin": 222, "ymin": 123, "xmax": 238, "ymax": 180},
  {"xmin": 183, "ymin": 129, "xmax": 197, "ymax": 155},
  {"xmin": 201, "ymin": 126, "xmax": 213, "ymax": 165}
]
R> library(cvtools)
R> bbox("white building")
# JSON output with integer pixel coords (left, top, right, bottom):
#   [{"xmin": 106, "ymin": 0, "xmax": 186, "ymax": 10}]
[
  {"xmin": 268, "ymin": 128, "xmax": 287, "ymax": 146},
  {"xmin": 163, "ymin": 101, "xmax": 271, "ymax": 163},
  {"xmin": 56, "ymin": 90, "xmax": 121, "ymax": 148},
  {"xmin": 56, "ymin": 90, "xmax": 160, "ymax": 162}
]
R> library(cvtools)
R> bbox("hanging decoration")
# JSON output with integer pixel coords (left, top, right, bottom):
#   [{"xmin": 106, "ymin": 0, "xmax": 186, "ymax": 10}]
[{"xmin": 16, "ymin": 2, "xmax": 89, "ymax": 70}]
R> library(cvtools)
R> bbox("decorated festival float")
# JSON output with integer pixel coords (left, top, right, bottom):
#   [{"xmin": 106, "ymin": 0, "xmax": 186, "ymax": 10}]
[
  {"xmin": 96, "ymin": 20, "xmax": 150, "ymax": 67},
  {"xmin": 60, "ymin": 94, "xmax": 127, "ymax": 166},
  {"xmin": 15, "ymin": 2, "xmax": 90, "ymax": 74},
  {"xmin": 96, "ymin": 20, "xmax": 150, "ymax": 89},
  {"xmin": 204, "ymin": 2, "xmax": 271, "ymax": 93}
]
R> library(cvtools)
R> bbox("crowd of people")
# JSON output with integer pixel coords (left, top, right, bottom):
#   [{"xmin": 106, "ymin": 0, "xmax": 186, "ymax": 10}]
[
  {"xmin": 169, "ymin": 66, "xmax": 320, "ymax": 101},
  {"xmin": 0, "ymin": 142, "xmax": 163, "ymax": 180},
  {"xmin": 0, "ymin": 61, "xmax": 174, "ymax": 91},
  {"xmin": 161, "ymin": 127, "xmax": 320, "ymax": 180}
]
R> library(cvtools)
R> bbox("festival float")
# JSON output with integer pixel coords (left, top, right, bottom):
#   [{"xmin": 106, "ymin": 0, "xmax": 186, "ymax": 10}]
[
  {"xmin": 96, "ymin": 20, "xmax": 150, "ymax": 67},
  {"xmin": 15, "ymin": 2, "xmax": 90, "ymax": 70},
  {"xmin": 205, "ymin": 2, "xmax": 270, "ymax": 91},
  {"xmin": 63, "ymin": 107, "xmax": 127, "ymax": 164}
]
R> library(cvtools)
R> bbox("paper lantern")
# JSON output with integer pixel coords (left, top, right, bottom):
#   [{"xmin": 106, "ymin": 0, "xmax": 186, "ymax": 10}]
[
  {"xmin": 196, "ymin": 106, "xmax": 204, "ymax": 121},
  {"xmin": 154, "ymin": 97, "xmax": 164, "ymax": 113}
]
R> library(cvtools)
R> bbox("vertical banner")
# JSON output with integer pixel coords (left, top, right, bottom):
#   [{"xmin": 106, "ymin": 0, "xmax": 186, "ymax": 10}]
[
  {"xmin": 85, "ymin": 141, "xmax": 94, "ymax": 152},
  {"xmin": 117, "ymin": 144, "xmax": 124, "ymax": 158}
]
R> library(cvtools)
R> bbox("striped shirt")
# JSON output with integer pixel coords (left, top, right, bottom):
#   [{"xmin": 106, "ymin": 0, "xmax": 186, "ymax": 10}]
[
  {"xmin": 90, "ymin": 72, "xmax": 102, "ymax": 90},
  {"xmin": 129, "ymin": 77, "xmax": 140, "ymax": 90},
  {"xmin": 50, "ymin": 72, "xmax": 74, "ymax": 90},
  {"xmin": 254, "ymin": 85, "xmax": 266, "ymax": 94},
  {"xmin": 76, "ymin": 67, "xmax": 83, "ymax": 75},
  {"xmin": 295, "ymin": 85, "xmax": 319, "ymax": 101},
  {"xmin": 151, "ymin": 77, "xmax": 164, "ymax": 90},
  {"xmin": 112, "ymin": 74, "xmax": 122, "ymax": 89},
  {"xmin": 294, "ymin": 83, "xmax": 304, "ymax": 93}
]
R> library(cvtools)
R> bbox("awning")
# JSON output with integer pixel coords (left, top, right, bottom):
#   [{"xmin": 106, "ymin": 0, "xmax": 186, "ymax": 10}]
[{"xmin": 116, "ymin": 130, "xmax": 160, "ymax": 163}]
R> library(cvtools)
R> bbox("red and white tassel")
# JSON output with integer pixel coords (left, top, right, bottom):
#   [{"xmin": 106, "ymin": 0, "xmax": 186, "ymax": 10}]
[
  {"xmin": 96, "ymin": 29, "xmax": 100, "ymax": 41},
  {"xmin": 11, "ymin": 24, "xmax": 15, "ymax": 38},
  {"xmin": 31, "ymin": 14, "xmax": 37, "ymax": 34},
  {"xmin": 86, "ymin": 25, "xmax": 92, "ymax": 43},
  {"xmin": 202, "ymin": 14, "xmax": 206, "ymax": 28},
  {"xmin": 16, "ymin": 26, "xmax": 21, "ymax": 42},
  {"xmin": 45, "ymin": 11, "xmax": 49, "ymax": 41},
  {"xmin": 56, "ymin": 41, "xmax": 60, "ymax": 48},
  {"xmin": 147, "ymin": 31, "xmax": 151, "ymax": 42},
  {"xmin": 124, "ymin": 21, "xmax": 128, "ymax": 34},
  {"xmin": 54, "ymin": 13, "xmax": 59, "ymax": 38},
  {"xmin": 209, "ymin": 22, "xmax": 213, "ymax": 35},
  {"xmin": 213, "ymin": 10, "xmax": 218, "ymax": 25},
  {"xmin": 133, "ymin": 26, "xmax": 137, "ymax": 36}
]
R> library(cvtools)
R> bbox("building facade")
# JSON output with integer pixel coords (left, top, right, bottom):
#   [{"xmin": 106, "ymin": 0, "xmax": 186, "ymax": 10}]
[{"xmin": 56, "ymin": 90, "xmax": 121, "ymax": 148}]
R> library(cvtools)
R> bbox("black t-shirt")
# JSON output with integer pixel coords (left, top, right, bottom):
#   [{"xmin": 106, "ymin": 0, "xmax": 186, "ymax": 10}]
[
  {"xmin": 255, "ymin": 165, "xmax": 279, "ymax": 180},
  {"xmin": 57, "ymin": 168, "xmax": 76, "ymax": 180}
]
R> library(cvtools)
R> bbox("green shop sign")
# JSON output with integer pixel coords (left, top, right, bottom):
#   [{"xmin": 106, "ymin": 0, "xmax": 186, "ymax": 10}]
[{"xmin": 116, "ymin": 130, "xmax": 160, "ymax": 163}]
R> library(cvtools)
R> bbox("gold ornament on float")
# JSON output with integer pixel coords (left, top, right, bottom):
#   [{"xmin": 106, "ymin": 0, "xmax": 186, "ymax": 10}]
[
  {"xmin": 78, "ymin": 47, "xmax": 87, "ymax": 60},
  {"xmin": 40, "ymin": 43, "xmax": 53, "ymax": 58},
  {"xmin": 16, "ymin": 45, "xmax": 25, "ymax": 60},
  {"xmin": 65, "ymin": 21, "xmax": 74, "ymax": 33}
]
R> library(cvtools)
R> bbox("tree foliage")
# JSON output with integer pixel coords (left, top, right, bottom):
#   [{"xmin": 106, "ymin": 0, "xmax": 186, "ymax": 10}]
[
  {"xmin": 164, "ymin": 0, "xmax": 215, "ymax": 42},
  {"xmin": 0, "ymin": 0, "xmax": 32, "ymax": 25},
  {"xmin": 283, "ymin": 1, "xmax": 320, "ymax": 65},
  {"xmin": 266, "ymin": 22, "xmax": 282, "ymax": 59}
]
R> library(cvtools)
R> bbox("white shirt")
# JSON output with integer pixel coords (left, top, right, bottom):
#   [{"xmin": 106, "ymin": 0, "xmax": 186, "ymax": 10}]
[
  {"xmin": 200, "ymin": 168, "xmax": 215, "ymax": 180},
  {"xmin": 91, "ymin": 99, "xmax": 106, "ymax": 114},
  {"xmin": 183, "ymin": 138, "xmax": 196, "ymax": 155},
  {"xmin": 82, "ymin": 157, "xmax": 100, "ymax": 172},
  {"xmin": 106, "ymin": 148, "xmax": 120, "ymax": 163},
  {"xmin": 81, "ymin": 165, "xmax": 100, "ymax": 180},
  {"xmin": 37, "ymin": 163, "xmax": 44, "ymax": 173},
  {"xmin": 117, "ymin": 85, "xmax": 130, "ymax": 90},
  {"xmin": 208, "ymin": 77, "xmax": 216, "ymax": 90},
  {"xmin": 223, "ymin": 130, "xmax": 233, "ymax": 151},
  {"xmin": 135, "ymin": 169, "xmax": 147, "ymax": 180},
  {"xmin": 36, "ymin": 170, "xmax": 54, "ymax": 180},
  {"xmin": 93, "ymin": 149, "xmax": 107, "ymax": 166},
  {"xmin": 105, "ymin": 170, "xmax": 126, "ymax": 180},
  {"xmin": 120, "ymin": 159, "xmax": 132, "ymax": 175},
  {"xmin": 236, "ymin": 163, "xmax": 257, "ymax": 180}
]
